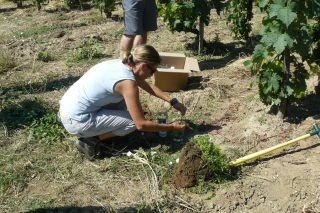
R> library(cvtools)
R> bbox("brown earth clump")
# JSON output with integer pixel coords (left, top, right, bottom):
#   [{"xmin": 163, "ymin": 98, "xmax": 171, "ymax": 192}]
[{"xmin": 171, "ymin": 143, "xmax": 210, "ymax": 188}]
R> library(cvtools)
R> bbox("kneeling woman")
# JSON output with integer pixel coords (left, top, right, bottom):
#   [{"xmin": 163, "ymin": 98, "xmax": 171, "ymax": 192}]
[{"xmin": 59, "ymin": 45, "xmax": 186, "ymax": 160}]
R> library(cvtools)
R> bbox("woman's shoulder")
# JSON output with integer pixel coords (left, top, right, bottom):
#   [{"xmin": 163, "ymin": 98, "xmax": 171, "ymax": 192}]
[
  {"xmin": 98, "ymin": 59, "xmax": 122, "ymax": 66},
  {"xmin": 89, "ymin": 59, "xmax": 127, "ymax": 73}
]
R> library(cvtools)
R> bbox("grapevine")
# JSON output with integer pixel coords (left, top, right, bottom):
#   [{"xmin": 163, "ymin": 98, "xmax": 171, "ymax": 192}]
[
  {"xmin": 244, "ymin": 0, "xmax": 320, "ymax": 117},
  {"xmin": 156, "ymin": 0, "xmax": 222, "ymax": 53},
  {"xmin": 92, "ymin": 0, "xmax": 116, "ymax": 18},
  {"xmin": 227, "ymin": 0, "xmax": 254, "ymax": 40}
]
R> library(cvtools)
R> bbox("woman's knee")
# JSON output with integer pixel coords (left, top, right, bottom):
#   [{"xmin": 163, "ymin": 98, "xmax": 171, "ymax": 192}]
[{"xmin": 114, "ymin": 125, "xmax": 136, "ymax": 136}]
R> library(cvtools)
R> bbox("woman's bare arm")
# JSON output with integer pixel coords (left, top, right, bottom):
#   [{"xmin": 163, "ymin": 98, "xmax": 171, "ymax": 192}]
[
  {"xmin": 114, "ymin": 80, "xmax": 186, "ymax": 132},
  {"xmin": 136, "ymin": 79, "xmax": 187, "ymax": 116}
]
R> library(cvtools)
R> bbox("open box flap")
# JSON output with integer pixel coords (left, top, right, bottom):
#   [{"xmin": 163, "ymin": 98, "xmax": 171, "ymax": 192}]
[
  {"xmin": 159, "ymin": 52, "xmax": 185, "ymax": 57},
  {"xmin": 186, "ymin": 57, "xmax": 200, "ymax": 72},
  {"xmin": 157, "ymin": 68, "xmax": 190, "ymax": 74}
]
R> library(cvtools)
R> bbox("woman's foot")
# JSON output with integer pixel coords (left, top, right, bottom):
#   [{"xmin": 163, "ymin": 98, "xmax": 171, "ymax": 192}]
[{"xmin": 74, "ymin": 137, "xmax": 102, "ymax": 161}]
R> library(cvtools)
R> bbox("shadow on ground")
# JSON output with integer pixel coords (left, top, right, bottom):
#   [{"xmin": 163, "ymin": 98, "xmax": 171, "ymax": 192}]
[
  {"xmin": 25, "ymin": 206, "xmax": 106, "ymax": 213},
  {"xmin": 0, "ymin": 74, "xmax": 85, "ymax": 132},
  {"xmin": 0, "ymin": 74, "xmax": 82, "ymax": 98},
  {"xmin": 267, "ymin": 93, "xmax": 320, "ymax": 124},
  {"xmin": 187, "ymin": 35, "xmax": 261, "ymax": 71},
  {"xmin": 185, "ymin": 76, "xmax": 210, "ymax": 90},
  {"xmin": 286, "ymin": 94, "xmax": 320, "ymax": 124},
  {"xmin": 95, "ymin": 119, "xmax": 222, "ymax": 159},
  {"xmin": 25, "ymin": 205, "xmax": 157, "ymax": 213},
  {"xmin": 0, "ymin": 98, "xmax": 47, "ymax": 132}
]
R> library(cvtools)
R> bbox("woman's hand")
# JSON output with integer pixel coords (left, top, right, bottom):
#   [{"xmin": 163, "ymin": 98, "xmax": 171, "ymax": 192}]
[
  {"xmin": 172, "ymin": 102, "xmax": 187, "ymax": 116},
  {"xmin": 172, "ymin": 121, "xmax": 186, "ymax": 131}
]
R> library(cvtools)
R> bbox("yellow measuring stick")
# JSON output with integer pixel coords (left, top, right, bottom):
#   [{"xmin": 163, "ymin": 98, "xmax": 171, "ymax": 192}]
[{"xmin": 230, "ymin": 124, "xmax": 320, "ymax": 166}]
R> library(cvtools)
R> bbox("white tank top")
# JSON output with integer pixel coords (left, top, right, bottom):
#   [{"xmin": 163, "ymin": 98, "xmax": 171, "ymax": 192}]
[{"xmin": 59, "ymin": 59, "xmax": 135, "ymax": 121}]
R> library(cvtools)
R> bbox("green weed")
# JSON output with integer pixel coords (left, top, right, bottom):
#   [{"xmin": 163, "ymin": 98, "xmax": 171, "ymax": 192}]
[
  {"xmin": 0, "ymin": 49, "xmax": 16, "ymax": 74},
  {"xmin": 27, "ymin": 109, "xmax": 67, "ymax": 145},
  {"xmin": 13, "ymin": 25, "xmax": 51, "ymax": 38},
  {"xmin": 35, "ymin": 50, "xmax": 55, "ymax": 62},
  {"xmin": 258, "ymin": 115, "xmax": 267, "ymax": 124},
  {"xmin": 107, "ymin": 27, "xmax": 124, "ymax": 38},
  {"xmin": 192, "ymin": 135, "xmax": 231, "ymax": 183},
  {"xmin": 51, "ymin": 22, "xmax": 70, "ymax": 29},
  {"xmin": 245, "ymin": 94, "xmax": 256, "ymax": 102},
  {"xmin": 24, "ymin": 197, "xmax": 57, "ymax": 211},
  {"xmin": 66, "ymin": 41, "xmax": 104, "ymax": 66},
  {"xmin": 190, "ymin": 175, "xmax": 216, "ymax": 197},
  {"xmin": 79, "ymin": 11, "xmax": 105, "ymax": 24}
]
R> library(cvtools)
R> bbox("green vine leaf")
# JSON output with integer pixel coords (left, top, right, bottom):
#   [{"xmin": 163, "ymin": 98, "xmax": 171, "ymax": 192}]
[
  {"xmin": 184, "ymin": 20, "xmax": 191, "ymax": 28},
  {"xmin": 269, "ymin": 4, "xmax": 282, "ymax": 18},
  {"xmin": 274, "ymin": 0, "xmax": 285, "ymax": 5},
  {"xmin": 295, "ymin": 26, "xmax": 312, "ymax": 57},
  {"xmin": 273, "ymin": 33, "xmax": 293, "ymax": 53},
  {"xmin": 184, "ymin": 1, "xmax": 194, "ymax": 8},
  {"xmin": 251, "ymin": 75, "xmax": 258, "ymax": 87},
  {"xmin": 261, "ymin": 30, "xmax": 281, "ymax": 46},
  {"xmin": 259, "ymin": 0, "xmax": 269, "ymax": 8},
  {"xmin": 286, "ymin": 85, "xmax": 293, "ymax": 96},
  {"xmin": 277, "ymin": 6, "xmax": 297, "ymax": 27},
  {"xmin": 273, "ymin": 98, "xmax": 281, "ymax": 105},
  {"xmin": 252, "ymin": 44, "xmax": 268, "ymax": 61},
  {"xmin": 244, "ymin": 60, "xmax": 253, "ymax": 70},
  {"xmin": 270, "ymin": 73, "xmax": 281, "ymax": 92}
]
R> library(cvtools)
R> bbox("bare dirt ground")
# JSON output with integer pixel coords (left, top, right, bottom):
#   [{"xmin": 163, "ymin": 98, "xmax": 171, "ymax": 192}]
[{"xmin": 1, "ymin": 0, "xmax": 320, "ymax": 212}]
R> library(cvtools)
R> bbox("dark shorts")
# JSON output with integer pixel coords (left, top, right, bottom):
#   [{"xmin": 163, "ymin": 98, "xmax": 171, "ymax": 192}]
[{"xmin": 122, "ymin": 0, "xmax": 158, "ymax": 35}]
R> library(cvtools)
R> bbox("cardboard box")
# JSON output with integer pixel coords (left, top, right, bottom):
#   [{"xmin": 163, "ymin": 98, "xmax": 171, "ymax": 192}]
[{"xmin": 152, "ymin": 52, "xmax": 200, "ymax": 92}]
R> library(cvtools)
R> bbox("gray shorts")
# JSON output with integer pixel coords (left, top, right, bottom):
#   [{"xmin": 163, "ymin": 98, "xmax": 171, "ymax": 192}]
[
  {"xmin": 123, "ymin": 0, "xmax": 158, "ymax": 35},
  {"xmin": 59, "ymin": 100, "xmax": 136, "ymax": 138}
]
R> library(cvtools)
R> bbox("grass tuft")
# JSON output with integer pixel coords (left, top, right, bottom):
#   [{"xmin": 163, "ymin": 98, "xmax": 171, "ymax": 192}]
[
  {"xmin": 66, "ymin": 41, "xmax": 105, "ymax": 66},
  {"xmin": 0, "ymin": 49, "xmax": 16, "ymax": 74},
  {"xmin": 35, "ymin": 50, "xmax": 56, "ymax": 62},
  {"xmin": 13, "ymin": 25, "xmax": 51, "ymax": 38}
]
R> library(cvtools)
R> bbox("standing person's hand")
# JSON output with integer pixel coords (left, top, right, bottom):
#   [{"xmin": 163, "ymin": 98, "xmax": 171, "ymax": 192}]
[{"xmin": 172, "ymin": 102, "xmax": 187, "ymax": 116}]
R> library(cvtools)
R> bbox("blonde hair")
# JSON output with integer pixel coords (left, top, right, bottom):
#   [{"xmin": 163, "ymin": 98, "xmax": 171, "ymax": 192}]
[{"xmin": 122, "ymin": 44, "xmax": 161, "ymax": 68}]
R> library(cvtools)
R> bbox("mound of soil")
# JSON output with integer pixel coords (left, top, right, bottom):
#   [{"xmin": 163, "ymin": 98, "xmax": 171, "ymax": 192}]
[{"xmin": 171, "ymin": 143, "xmax": 210, "ymax": 188}]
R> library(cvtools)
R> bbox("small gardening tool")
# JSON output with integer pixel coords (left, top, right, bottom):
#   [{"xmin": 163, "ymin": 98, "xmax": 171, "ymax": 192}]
[{"xmin": 230, "ymin": 123, "xmax": 320, "ymax": 166}]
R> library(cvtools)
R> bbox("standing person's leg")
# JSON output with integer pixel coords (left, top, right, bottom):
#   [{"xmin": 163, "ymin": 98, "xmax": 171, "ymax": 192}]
[
  {"xmin": 143, "ymin": 0, "xmax": 157, "ymax": 33},
  {"xmin": 120, "ymin": 35, "xmax": 135, "ymax": 59},
  {"xmin": 133, "ymin": 32, "xmax": 147, "ymax": 48},
  {"xmin": 120, "ymin": 0, "xmax": 144, "ymax": 58},
  {"xmin": 131, "ymin": 0, "xmax": 157, "ymax": 51},
  {"xmin": 133, "ymin": 0, "xmax": 157, "ymax": 45}
]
